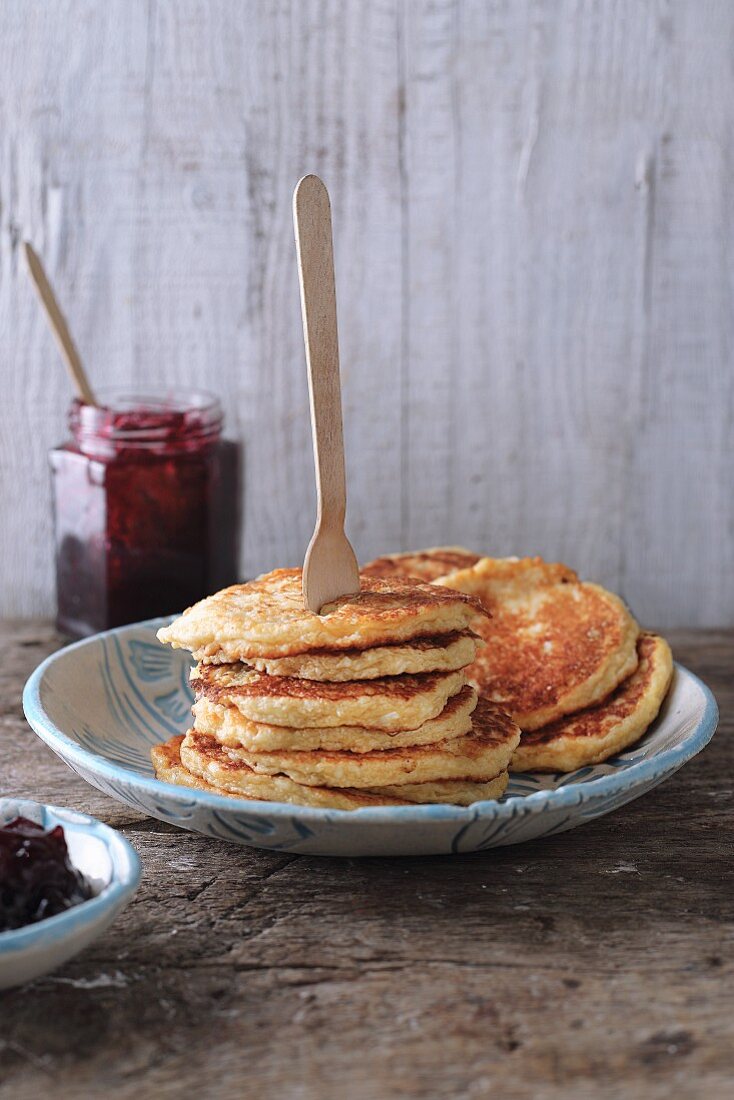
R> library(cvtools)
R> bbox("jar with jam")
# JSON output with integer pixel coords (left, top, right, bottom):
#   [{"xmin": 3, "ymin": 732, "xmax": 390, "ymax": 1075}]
[{"xmin": 50, "ymin": 390, "xmax": 241, "ymax": 637}]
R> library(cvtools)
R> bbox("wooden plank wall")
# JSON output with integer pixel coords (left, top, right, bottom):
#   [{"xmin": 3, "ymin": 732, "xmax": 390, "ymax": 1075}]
[{"xmin": 0, "ymin": 0, "xmax": 731, "ymax": 628}]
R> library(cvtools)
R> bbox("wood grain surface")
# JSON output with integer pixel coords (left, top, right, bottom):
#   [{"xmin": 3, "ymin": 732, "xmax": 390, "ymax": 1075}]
[
  {"xmin": 1, "ymin": 1, "xmax": 733, "ymax": 627},
  {"xmin": 0, "ymin": 620, "xmax": 731, "ymax": 1099}
]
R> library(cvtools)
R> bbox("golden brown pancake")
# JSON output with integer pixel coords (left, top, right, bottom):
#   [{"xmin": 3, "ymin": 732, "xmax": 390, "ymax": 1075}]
[
  {"xmin": 156, "ymin": 731, "xmax": 511, "ymax": 808},
  {"xmin": 157, "ymin": 568, "xmax": 486, "ymax": 662},
  {"xmin": 190, "ymin": 663, "xmax": 466, "ymax": 732},
  {"xmin": 437, "ymin": 555, "xmax": 579, "ymax": 596},
  {"xmin": 362, "ymin": 547, "xmax": 481, "ymax": 582},
  {"xmin": 152, "ymin": 735, "xmax": 228, "ymax": 795},
  {"xmin": 194, "ymin": 696, "xmax": 520, "ymax": 789},
  {"xmin": 192, "ymin": 684, "xmax": 478, "ymax": 753},
  {"xmin": 246, "ymin": 630, "xmax": 478, "ymax": 681},
  {"xmin": 437, "ymin": 556, "xmax": 640, "ymax": 730},
  {"xmin": 155, "ymin": 734, "xmax": 410, "ymax": 809},
  {"xmin": 370, "ymin": 771, "xmax": 508, "ymax": 807},
  {"xmin": 511, "ymin": 634, "xmax": 673, "ymax": 772}
]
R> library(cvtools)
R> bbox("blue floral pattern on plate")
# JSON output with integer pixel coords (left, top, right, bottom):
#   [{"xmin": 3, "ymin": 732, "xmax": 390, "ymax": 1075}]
[{"xmin": 22, "ymin": 619, "xmax": 718, "ymax": 857}]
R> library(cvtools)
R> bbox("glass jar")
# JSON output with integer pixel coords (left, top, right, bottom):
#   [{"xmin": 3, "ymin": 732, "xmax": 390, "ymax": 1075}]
[{"xmin": 50, "ymin": 390, "xmax": 241, "ymax": 637}]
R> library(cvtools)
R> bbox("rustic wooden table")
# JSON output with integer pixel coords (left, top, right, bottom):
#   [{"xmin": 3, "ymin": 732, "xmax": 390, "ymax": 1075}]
[{"xmin": 0, "ymin": 622, "xmax": 731, "ymax": 1100}]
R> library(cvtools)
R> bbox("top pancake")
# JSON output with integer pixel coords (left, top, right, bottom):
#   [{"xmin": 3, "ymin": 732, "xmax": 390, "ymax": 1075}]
[
  {"xmin": 362, "ymin": 547, "xmax": 481, "ymax": 582},
  {"xmin": 157, "ymin": 568, "xmax": 486, "ymax": 661},
  {"xmin": 437, "ymin": 556, "xmax": 640, "ymax": 730}
]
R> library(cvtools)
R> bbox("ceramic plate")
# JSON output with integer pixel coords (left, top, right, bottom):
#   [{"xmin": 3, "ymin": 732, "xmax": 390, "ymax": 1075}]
[
  {"xmin": 23, "ymin": 619, "xmax": 718, "ymax": 857},
  {"xmin": 0, "ymin": 798, "xmax": 140, "ymax": 989}
]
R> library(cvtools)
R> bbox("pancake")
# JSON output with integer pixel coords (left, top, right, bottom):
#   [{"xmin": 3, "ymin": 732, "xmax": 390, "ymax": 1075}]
[
  {"xmin": 439, "ymin": 555, "xmax": 579, "ymax": 595},
  {"xmin": 190, "ymin": 664, "xmax": 466, "ymax": 732},
  {"xmin": 511, "ymin": 633, "xmax": 673, "ymax": 772},
  {"xmin": 246, "ymin": 630, "xmax": 478, "ymax": 681},
  {"xmin": 371, "ymin": 771, "xmax": 508, "ymax": 806},
  {"xmin": 157, "ymin": 733, "xmax": 410, "ymax": 809},
  {"xmin": 157, "ymin": 732, "xmax": 509, "ymax": 808},
  {"xmin": 168, "ymin": 703, "xmax": 513, "ymax": 807},
  {"xmin": 156, "ymin": 730, "xmax": 510, "ymax": 809},
  {"xmin": 437, "ymin": 556, "xmax": 640, "ymax": 730},
  {"xmin": 196, "ymin": 696, "xmax": 520, "ymax": 789},
  {"xmin": 157, "ymin": 568, "xmax": 486, "ymax": 662},
  {"xmin": 192, "ymin": 684, "xmax": 478, "ymax": 752},
  {"xmin": 362, "ymin": 547, "xmax": 481, "ymax": 582},
  {"xmin": 152, "ymin": 735, "xmax": 230, "ymax": 795}
]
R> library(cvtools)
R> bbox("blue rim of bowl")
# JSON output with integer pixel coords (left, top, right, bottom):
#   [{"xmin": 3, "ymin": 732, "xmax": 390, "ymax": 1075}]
[
  {"xmin": 0, "ymin": 800, "xmax": 141, "ymax": 955},
  {"xmin": 22, "ymin": 618, "xmax": 719, "ymax": 827}
]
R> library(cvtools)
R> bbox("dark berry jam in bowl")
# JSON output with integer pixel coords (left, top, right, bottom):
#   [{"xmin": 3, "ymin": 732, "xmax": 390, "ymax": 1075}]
[
  {"xmin": 0, "ymin": 799, "xmax": 141, "ymax": 989},
  {"xmin": 0, "ymin": 816, "xmax": 94, "ymax": 931},
  {"xmin": 50, "ymin": 389, "xmax": 241, "ymax": 637}
]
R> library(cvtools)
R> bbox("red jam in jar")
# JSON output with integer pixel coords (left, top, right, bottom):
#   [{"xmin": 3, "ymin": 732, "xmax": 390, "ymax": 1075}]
[{"xmin": 50, "ymin": 390, "xmax": 241, "ymax": 637}]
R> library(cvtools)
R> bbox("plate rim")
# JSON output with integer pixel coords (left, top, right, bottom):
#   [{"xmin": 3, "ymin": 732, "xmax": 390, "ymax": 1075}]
[{"xmin": 22, "ymin": 618, "xmax": 720, "ymax": 827}]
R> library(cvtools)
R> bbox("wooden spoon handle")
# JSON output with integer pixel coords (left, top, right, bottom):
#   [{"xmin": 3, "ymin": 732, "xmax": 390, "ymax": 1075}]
[
  {"xmin": 293, "ymin": 175, "xmax": 347, "ymax": 530},
  {"xmin": 23, "ymin": 241, "xmax": 97, "ymax": 405}
]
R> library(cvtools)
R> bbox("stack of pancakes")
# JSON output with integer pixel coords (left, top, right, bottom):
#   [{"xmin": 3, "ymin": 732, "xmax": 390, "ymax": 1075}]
[
  {"xmin": 364, "ymin": 549, "xmax": 674, "ymax": 772},
  {"xmin": 152, "ymin": 569, "xmax": 521, "ymax": 808}
]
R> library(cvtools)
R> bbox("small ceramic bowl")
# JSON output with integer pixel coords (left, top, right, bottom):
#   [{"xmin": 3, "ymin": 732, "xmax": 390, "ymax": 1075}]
[{"xmin": 0, "ymin": 798, "xmax": 141, "ymax": 990}]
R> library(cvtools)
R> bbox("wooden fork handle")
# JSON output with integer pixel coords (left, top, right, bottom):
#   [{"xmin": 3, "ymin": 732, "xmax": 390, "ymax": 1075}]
[{"xmin": 293, "ymin": 175, "xmax": 347, "ymax": 530}]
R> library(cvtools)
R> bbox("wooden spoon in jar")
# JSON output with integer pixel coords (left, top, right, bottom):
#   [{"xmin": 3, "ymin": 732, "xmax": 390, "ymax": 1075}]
[
  {"xmin": 23, "ymin": 241, "xmax": 97, "ymax": 405},
  {"xmin": 293, "ymin": 175, "xmax": 360, "ymax": 614}
]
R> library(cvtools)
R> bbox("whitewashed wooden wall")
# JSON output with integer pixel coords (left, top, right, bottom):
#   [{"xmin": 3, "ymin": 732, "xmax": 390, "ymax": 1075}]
[{"xmin": 1, "ymin": 0, "xmax": 732, "ymax": 628}]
